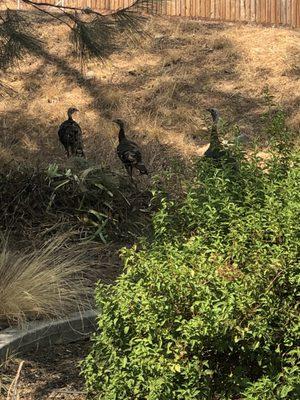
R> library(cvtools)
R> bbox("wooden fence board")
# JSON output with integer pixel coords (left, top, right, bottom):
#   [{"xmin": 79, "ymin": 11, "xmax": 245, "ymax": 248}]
[{"xmin": 1, "ymin": 0, "xmax": 299, "ymax": 27}]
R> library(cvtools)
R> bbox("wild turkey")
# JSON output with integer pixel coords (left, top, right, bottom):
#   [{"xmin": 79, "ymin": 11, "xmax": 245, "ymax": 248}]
[
  {"xmin": 113, "ymin": 118, "xmax": 148, "ymax": 179},
  {"xmin": 58, "ymin": 108, "xmax": 85, "ymax": 158},
  {"xmin": 204, "ymin": 108, "xmax": 236, "ymax": 165}
]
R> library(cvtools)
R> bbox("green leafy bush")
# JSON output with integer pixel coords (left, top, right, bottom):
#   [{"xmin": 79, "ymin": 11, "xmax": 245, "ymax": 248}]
[
  {"xmin": 82, "ymin": 139, "xmax": 299, "ymax": 399},
  {"xmin": 46, "ymin": 164, "xmax": 123, "ymax": 242}
]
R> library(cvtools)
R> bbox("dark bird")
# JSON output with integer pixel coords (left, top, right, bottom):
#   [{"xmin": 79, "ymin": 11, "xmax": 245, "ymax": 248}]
[
  {"xmin": 204, "ymin": 108, "xmax": 236, "ymax": 165},
  {"xmin": 113, "ymin": 118, "xmax": 148, "ymax": 179},
  {"xmin": 58, "ymin": 108, "xmax": 85, "ymax": 158},
  {"xmin": 204, "ymin": 108, "xmax": 224, "ymax": 159}
]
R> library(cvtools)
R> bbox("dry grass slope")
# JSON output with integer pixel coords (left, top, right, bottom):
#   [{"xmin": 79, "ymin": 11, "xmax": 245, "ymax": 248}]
[{"xmin": 0, "ymin": 14, "xmax": 299, "ymax": 175}]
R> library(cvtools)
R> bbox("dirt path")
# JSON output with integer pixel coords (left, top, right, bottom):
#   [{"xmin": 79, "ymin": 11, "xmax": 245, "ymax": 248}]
[{"xmin": 0, "ymin": 341, "xmax": 90, "ymax": 400}]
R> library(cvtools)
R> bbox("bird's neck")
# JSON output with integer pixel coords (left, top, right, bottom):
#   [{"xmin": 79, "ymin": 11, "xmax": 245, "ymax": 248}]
[
  {"xmin": 67, "ymin": 114, "xmax": 73, "ymax": 121},
  {"xmin": 118, "ymin": 126, "xmax": 126, "ymax": 142},
  {"xmin": 210, "ymin": 123, "xmax": 222, "ymax": 148}
]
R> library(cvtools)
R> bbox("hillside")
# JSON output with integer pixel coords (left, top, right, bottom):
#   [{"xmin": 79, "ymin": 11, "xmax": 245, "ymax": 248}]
[{"xmin": 0, "ymin": 14, "xmax": 299, "ymax": 172}]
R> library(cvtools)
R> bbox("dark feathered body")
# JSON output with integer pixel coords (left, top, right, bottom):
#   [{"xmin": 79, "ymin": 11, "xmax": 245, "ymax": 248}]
[
  {"xmin": 58, "ymin": 112, "xmax": 85, "ymax": 158},
  {"xmin": 204, "ymin": 108, "xmax": 236, "ymax": 166},
  {"xmin": 114, "ymin": 120, "xmax": 148, "ymax": 178},
  {"xmin": 204, "ymin": 123, "xmax": 224, "ymax": 160}
]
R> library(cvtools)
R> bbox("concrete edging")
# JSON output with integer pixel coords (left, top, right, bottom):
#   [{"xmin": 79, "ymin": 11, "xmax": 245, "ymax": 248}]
[{"xmin": 0, "ymin": 310, "xmax": 98, "ymax": 361}]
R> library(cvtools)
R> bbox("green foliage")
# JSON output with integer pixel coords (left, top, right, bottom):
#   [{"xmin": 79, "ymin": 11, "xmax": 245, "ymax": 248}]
[
  {"xmin": 0, "ymin": 163, "xmax": 151, "ymax": 243},
  {"xmin": 46, "ymin": 164, "xmax": 121, "ymax": 242},
  {"xmin": 46, "ymin": 163, "xmax": 153, "ymax": 242},
  {"xmin": 82, "ymin": 127, "xmax": 299, "ymax": 398}
]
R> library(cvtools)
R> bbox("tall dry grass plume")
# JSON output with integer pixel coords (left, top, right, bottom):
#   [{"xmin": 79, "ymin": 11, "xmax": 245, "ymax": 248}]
[{"xmin": 0, "ymin": 234, "xmax": 93, "ymax": 328}]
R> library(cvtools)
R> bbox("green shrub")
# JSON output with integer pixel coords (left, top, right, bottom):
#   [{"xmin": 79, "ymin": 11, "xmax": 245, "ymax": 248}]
[{"xmin": 82, "ymin": 141, "xmax": 299, "ymax": 399}]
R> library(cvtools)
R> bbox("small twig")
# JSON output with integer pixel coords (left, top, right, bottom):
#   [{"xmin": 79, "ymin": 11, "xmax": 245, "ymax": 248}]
[{"xmin": 6, "ymin": 361, "xmax": 24, "ymax": 400}]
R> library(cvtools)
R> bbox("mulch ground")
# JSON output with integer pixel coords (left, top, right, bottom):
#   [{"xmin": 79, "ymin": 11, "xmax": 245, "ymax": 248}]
[{"xmin": 0, "ymin": 340, "xmax": 91, "ymax": 400}]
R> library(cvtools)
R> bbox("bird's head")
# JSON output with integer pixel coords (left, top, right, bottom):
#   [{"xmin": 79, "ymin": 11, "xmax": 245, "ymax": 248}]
[
  {"xmin": 112, "ymin": 118, "xmax": 125, "ymax": 128},
  {"xmin": 206, "ymin": 108, "xmax": 220, "ymax": 122},
  {"xmin": 67, "ymin": 107, "xmax": 79, "ymax": 118}
]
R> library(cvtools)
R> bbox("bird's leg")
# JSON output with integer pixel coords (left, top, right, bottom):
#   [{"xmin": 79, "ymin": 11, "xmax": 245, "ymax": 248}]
[
  {"xmin": 125, "ymin": 165, "xmax": 137, "ymax": 188},
  {"xmin": 65, "ymin": 146, "xmax": 70, "ymax": 158},
  {"xmin": 79, "ymin": 146, "xmax": 86, "ymax": 158},
  {"xmin": 125, "ymin": 165, "xmax": 132, "ymax": 179},
  {"xmin": 70, "ymin": 144, "xmax": 76, "ymax": 157},
  {"xmin": 130, "ymin": 166, "xmax": 138, "ymax": 189}
]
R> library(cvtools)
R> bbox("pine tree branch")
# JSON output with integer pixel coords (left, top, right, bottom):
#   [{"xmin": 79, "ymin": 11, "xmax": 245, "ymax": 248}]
[
  {"xmin": 20, "ymin": 0, "xmax": 103, "ymax": 16},
  {"xmin": 20, "ymin": 0, "xmax": 160, "ymax": 17},
  {"xmin": 0, "ymin": 9, "xmax": 44, "ymax": 70},
  {"xmin": 24, "ymin": 1, "xmax": 74, "ymax": 29},
  {"xmin": 20, "ymin": 0, "xmax": 110, "ymax": 17},
  {"xmin": 0, "ymin": 0, "xmax": 162, "ymax": 90},
  {"xmin": 18, "ymin": 0, "xmax": 157, "ymax": 40}
]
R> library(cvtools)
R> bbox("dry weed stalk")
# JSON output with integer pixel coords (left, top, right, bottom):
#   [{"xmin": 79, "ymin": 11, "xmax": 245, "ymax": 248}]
[{"xmin": 6, "ymin": 361, "xmax": 24, "ymax": 400}]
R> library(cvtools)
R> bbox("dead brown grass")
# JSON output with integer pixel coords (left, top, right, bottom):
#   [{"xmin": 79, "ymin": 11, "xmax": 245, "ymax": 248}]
[{"xmin": 0, "ymin": 14, "xmax": 299, "ymax": 178}]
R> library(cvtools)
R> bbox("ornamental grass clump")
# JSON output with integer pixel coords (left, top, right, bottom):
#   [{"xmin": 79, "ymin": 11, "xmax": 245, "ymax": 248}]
[{"xmin": 0, "ymin": 234, "xmax": 93, "ymax": 327}]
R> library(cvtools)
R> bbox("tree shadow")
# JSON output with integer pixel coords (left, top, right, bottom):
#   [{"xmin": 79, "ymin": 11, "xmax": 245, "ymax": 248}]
[
  {"xmin": 0, "ymin": 10, "xmax": 297, "ymax": 170},
  {"xmin": 6, "ymin": 340, "xmax": 90, "ymax": 400}
]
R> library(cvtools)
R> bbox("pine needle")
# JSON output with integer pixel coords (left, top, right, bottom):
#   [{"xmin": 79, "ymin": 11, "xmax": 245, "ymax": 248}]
[{"xmin": 0, "ymin": 9, "xmax": 44, "ymax": 70}]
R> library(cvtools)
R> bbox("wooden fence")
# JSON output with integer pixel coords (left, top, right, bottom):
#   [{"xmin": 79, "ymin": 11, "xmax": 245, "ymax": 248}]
[{"xmin": 3, "ymin": 0, "xmax": 300, "ymax": 28}]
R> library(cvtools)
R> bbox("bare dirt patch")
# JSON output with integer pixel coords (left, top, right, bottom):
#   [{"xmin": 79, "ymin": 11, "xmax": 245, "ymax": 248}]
[{"xmin": 0, "ymin": 341, "xmax": 89, "ymax": 400}]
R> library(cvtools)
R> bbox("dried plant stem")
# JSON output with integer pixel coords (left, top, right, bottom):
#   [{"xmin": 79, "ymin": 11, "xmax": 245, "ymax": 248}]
[{"xmin": 6, "ymin": 361, "xmax": 24, "ymax": 400}]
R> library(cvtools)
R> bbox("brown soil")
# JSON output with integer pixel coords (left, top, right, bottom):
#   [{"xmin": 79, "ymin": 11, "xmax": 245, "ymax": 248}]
[{"xmin": 0, "ymin": 341, "xmax": 90, "ymax": 400}]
